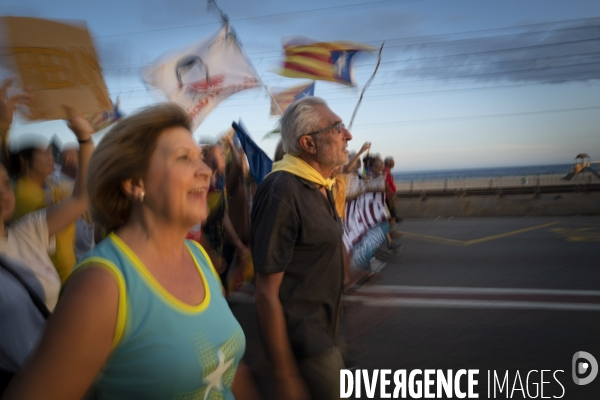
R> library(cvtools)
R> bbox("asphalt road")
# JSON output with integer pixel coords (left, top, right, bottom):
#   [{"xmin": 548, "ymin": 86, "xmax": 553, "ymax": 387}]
[{"xmin": 230, "ymin": 216, "xmax": 600, "ymax": 399}]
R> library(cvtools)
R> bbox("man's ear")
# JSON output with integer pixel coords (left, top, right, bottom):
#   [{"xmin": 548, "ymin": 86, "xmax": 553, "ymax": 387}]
[
  {"xmin": 298, "ymin": 135, "xmax": 318, "ymax": 155},
  {"xmin": 121, "ymin": 177, "xmax": 145, "ymax": 200}
]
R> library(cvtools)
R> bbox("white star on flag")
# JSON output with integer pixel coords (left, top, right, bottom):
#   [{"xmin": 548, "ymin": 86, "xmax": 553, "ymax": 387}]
[
  {"xmin": 336, "ymin": 52, "xmax": 348, "ymax": 74},
  {"xmin": 202, "ymin": 349, "xmax": 233, "ymax": 400}
]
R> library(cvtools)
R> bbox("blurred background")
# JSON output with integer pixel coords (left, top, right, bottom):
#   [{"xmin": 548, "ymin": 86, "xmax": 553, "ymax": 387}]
[{"xmin": 2, "ymin": 1, "xmax": 599, "ymax": 398}]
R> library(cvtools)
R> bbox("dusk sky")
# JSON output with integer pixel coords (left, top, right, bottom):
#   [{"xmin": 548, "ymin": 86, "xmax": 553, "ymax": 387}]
[{"xmin": 2, "ymin": 0, "xmax": 600, "ymax": 171}]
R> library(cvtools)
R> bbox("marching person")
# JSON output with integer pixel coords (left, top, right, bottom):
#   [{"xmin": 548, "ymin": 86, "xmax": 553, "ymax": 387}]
[
  {"xmin": 3, "ymin": 104, "xmax": 251, "ymax": 400},
  {"xmin": 0, "ymin": 78, "xmax": 93, "ymax": 312},
  {"xmin": 0, "ymin": 78, "xmax": 94, "ymax": 393},
  {"xmin": 252, "ymin": 97, "xmax": 351, "ymax": 400},
  {"xmin": 384, "ymin": 156, "xmax": 402, "ymax": 235}
]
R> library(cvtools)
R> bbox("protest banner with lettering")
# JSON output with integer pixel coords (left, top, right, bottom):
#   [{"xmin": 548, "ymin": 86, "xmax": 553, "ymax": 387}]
[
  {"xmin": 341, "ymin": 174, "xmax": 390, "ymax": 270},
  {"xmin": 343, "ymin": 190, "xmax": 389, "ymax": 251},
  {"xmin": 0, "ymin": 17, "xmax": 112, "ymax": 120}
]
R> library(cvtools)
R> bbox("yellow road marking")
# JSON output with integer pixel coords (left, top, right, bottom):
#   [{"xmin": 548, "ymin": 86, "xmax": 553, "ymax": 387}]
[
  {"xmin": 397, "ymin": 221, "xmax": 560, "ymax": 247},
  {"xmin": 394, "ymin": 231, "xmax": 466, "ymax": 246},
  {"xmin": 567, "ymin": 237, "xmax": 600, "ymax": 242},
  {"xmin": 550, "ymin": 226, "xmax": 600, "ymax": 242},
  {"xmin": 553, "ymin": 221, "xmax": 600, "ymax": 227},
  {"xmin": 464, "ymin": 222, "xmax": 560, "ymax": 245}
]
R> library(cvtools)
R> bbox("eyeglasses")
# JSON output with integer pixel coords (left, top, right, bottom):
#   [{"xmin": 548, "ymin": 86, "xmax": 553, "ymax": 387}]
[{"xmin": 305, "ymin": 122, "xmax": 345, "ymax": 136}]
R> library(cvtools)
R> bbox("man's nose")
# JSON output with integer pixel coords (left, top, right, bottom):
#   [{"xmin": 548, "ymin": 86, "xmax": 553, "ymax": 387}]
[{"xmin": 343, "ymin": 126, "xmax": 353, "ymax": 141}]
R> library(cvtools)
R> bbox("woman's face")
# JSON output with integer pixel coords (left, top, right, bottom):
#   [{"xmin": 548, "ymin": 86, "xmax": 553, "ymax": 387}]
[
  {"xmin": 32, "ymin": 147, "xmax": 55, "ymax": 178},
  {"xmin": 0, "ymin": 165, "xmax": 15, "ymax": 223},
  {"xmin": 143, "ymin": 127, "xmax": 212, "ymax": 228}
]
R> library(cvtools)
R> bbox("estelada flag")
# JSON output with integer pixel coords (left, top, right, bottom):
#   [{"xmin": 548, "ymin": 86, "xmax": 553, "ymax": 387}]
[
  {"xmin": 276, "ymin": 38, "xmax": 375, "ymax": 86},
  {"xmin": 142, "ymin": 23, "xmax": 261, "ymax": 132},
  {"xmin": 269, "ymin": 81, "xmax": 315, "ymax": 115}
]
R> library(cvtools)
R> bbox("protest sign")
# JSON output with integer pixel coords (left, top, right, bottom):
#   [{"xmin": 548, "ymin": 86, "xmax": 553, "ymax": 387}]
[{"xmin": 0, "ymin": 16, "xmax": 112, "ymax": 120}]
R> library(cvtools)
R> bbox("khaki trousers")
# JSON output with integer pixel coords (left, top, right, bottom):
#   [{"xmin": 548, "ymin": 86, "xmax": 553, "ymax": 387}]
[{"xmin": 299, "ymin": 346, "xmax": 346, "ymax": 400}]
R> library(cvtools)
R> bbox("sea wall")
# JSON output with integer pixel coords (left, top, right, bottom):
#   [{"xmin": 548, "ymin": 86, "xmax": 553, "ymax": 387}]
[
  {"xmin": 395, "ymin": 191, "xmax": 600, "ymax": 218},
  {"xmin": 396, "ymin": 173, "xmax": 596, "ymax": 192}
]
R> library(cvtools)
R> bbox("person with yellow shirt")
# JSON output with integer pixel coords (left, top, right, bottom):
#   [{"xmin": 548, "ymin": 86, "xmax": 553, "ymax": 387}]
[{"xmin": 11, "ymin": 134, "xmax": 76, "ymax": 283}]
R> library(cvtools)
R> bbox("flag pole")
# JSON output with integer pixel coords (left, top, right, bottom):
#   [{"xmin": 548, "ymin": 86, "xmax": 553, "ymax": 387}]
[
  {"xmin": 347, "ymin": 42, "xmax": 384, "ymax": 131},
  {"xmin": 208, "ymin": 0, "xmax": 283, "ymax": 116},
  {"xmin": 207, "ymin": 0, "xmax": 229, "ymax": 23},
  {"xmin": 267, "ymin": 86, "xmax": 284, "ymax": 115}
]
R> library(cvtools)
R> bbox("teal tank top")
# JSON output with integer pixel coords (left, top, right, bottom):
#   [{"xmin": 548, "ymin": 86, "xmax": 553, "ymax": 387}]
[{"xmin": 76, "ymin": 233, "xmax": 245, "ymax": 400}]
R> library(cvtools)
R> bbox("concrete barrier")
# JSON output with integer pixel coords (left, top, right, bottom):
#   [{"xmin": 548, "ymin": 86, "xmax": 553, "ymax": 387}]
[{"xmin": 395, "ymin": 191, "xmax": 600, "ymax": 218}]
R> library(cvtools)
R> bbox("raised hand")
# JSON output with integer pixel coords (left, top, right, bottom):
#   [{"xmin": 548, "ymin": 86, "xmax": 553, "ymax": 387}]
[
  {"xmin": 360, "ymin": 141, "xmax": 371, "ymax": 154},
  {"xmin": 0, "ymin": 78, "xmax": 34, "ymax": 127},
  {"xmin": 62, "ymin": 105, "xmax": 94, "ymax": 141}
]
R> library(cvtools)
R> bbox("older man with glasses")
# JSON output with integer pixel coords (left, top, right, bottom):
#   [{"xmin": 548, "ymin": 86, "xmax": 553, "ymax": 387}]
[{"xmin": 251, "ymin": 97, "xmax": 352, "ymax": 400}]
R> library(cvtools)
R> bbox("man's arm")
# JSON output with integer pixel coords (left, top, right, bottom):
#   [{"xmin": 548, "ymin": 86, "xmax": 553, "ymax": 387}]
[
  {"xmin": 255, "ymin": 271, "xmax": 310, "ymax": 400},
  {"xmin": 251, "ymin": 180, "xmax": 309, "ymax": 398}
]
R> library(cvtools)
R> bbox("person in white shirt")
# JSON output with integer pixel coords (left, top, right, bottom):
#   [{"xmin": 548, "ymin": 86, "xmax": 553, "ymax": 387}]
[{"xmin": 0, "ymin": 79, "xmax": 95, "ymax": 311}]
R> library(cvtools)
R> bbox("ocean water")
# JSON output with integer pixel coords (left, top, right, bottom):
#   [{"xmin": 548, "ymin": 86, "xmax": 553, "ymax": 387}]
[{"xmin": 392, "ymin": 164, "xmax": 577, "ymax": 182}]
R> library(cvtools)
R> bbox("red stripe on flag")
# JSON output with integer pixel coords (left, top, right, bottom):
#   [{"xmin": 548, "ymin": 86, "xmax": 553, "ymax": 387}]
[
  {"xmin": 283, "ymin": 62, "xmax": 333, "ymax": 79},
  {"xmin": 284, "ymin": 50, "xmax": 331, "ymax": 63}
]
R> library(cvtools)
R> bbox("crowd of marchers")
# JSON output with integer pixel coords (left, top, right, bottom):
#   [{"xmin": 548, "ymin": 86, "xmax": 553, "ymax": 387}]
[{"xmin": 0, "ymin": 80, "xmax": 401, "ymax": 400}]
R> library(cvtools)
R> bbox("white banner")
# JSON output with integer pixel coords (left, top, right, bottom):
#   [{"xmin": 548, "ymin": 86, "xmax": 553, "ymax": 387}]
[
  {"xmin": 343, "ymin": 191, "xmax": 389, "ymax": 251},
  {"xmin": 142, "ymin": 23, "xmax": 261, "ymax": 132}
]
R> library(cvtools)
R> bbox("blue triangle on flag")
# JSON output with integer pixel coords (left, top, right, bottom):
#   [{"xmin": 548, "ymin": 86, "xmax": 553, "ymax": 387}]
[
  {"xmin": 294, "ymin": 82, "xmax": 315, "ymax": 101},
  {"xmin": 331, "ymin": 50, "xmax": 358, "ymax": 84}
]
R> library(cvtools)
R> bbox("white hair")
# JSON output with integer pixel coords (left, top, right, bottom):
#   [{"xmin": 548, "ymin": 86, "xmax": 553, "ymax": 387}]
[{"xmin": 280, "ymin": 97, "xmax": 327, "ymax": 156}]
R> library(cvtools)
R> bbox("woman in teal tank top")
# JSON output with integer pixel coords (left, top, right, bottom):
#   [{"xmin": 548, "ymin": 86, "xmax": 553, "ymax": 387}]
[{"xmin": 3, "ymin": 104, "xmax": 252, "ymax": 400}]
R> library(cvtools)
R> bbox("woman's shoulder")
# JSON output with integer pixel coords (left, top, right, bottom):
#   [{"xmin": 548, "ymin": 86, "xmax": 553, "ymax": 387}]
[{"xmin": 74, "ymin": 235, "xmax": 127, "ymax": 277}]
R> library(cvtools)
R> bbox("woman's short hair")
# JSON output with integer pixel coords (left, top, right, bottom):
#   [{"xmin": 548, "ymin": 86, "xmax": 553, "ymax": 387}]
[
  {"xmin": 87, "ymin": 103, "xmax": 191, "ymax": 232},
  {"xmin": 280, "ymin": 97, "xmax": 327, "ymax": 156}
]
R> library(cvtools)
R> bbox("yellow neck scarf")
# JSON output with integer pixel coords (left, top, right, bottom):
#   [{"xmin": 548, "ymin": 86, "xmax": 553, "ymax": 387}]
[{"xmin": 269, "ymin": 154, "xmax": 336, "ymax": 190}]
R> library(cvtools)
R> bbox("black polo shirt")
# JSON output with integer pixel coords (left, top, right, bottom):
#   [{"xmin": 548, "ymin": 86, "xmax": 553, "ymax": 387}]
[{"xmin": 251, "ymin": 171, "xmax": 345, "ymax": 359}]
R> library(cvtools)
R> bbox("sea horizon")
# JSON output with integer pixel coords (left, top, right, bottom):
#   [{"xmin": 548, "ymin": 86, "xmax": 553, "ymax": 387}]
[{"xmin": 392, "ymin": 163, "xmax": 589, "ymax": 182}]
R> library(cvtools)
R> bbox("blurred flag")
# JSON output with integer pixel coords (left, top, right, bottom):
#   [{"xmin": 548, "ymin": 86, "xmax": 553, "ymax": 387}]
[
  {"xmin": 232, "ymin": 121, "xmax": 272, "ymax": 185},
  {"xmin": 84, "ymin": 99, "xmax": 124, "ymax": 132},
  {"xmin": 276, "ymin": 38, "xmax": 375, "ymax": 86},
  {"xmin": 269, "ymin": 81, "xmax": 315, "ymax": 115},
  {"xmin": 142, "ymin": 23, "xmax": 261, "ymax": 132}
]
